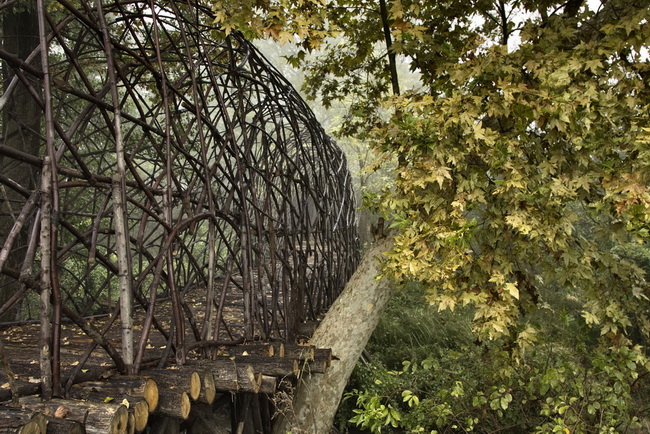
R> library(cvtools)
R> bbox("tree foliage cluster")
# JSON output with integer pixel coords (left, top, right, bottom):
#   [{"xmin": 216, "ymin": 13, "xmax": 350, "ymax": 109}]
[
  {"xmin": 339, "ymin": 281, "xmax": 650, "ymax": 432},
  {"xmin": 212, "ymin": 0, "xmax": 650, "ymax": 431}
]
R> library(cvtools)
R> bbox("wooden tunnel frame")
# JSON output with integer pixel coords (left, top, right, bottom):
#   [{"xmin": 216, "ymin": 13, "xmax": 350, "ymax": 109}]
[{"xmin": 0, "ymin": 0, "xmax": 359, "ymax": 406}]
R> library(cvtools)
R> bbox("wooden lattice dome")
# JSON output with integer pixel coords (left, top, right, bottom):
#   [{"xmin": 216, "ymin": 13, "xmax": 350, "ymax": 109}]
[{"xmin": 0, "ymin": 0, "xmax": 359, "ymax": 385}]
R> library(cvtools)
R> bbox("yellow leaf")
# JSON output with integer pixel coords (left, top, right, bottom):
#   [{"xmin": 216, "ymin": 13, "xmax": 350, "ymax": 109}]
[
  {"xmin": 104, "ymin": 397, "xmax": 114, "ymax": 403},
  {"xmin": 277, "ymin": 31, "xmax": 294, "ymax": 45},
  {"xmin": 581, "ymin": 311, "xmax": 599, "ymax": 326},
  {"xmin": 438, "ymin": 295, "xmax": 457, "ymax": 312},
  {"xmin": 504, "ymin": 283, "xmax": 519, "ymax": 300}
]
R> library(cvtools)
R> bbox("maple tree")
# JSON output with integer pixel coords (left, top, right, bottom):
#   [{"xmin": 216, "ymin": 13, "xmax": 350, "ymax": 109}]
[
  {"xmin": 215, "ymin": 0, "xmax": 650, "ymax": 431},
  {"xmin": 373, "ymin": 0, "xmax": 650, "ymax": 345}
]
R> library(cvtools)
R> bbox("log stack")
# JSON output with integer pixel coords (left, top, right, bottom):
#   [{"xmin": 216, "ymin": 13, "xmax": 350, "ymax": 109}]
[
  {"xmin": 19, "ymin": 396, "xmax": 128, "ymax": 434},
  {"xmin": 146, "ymin": 366, "xmax": 202, "ymax": 421},
  {"xmin": 69, "ymin": 376, "xmax": 158, "ymax": 433},
  {"xmin": 0, "ymin": 343, "xmax": 334, "ymax": 432},
  {"xmin": 69, "ymin": 376, "xmax": 158, "ymax": 411}
]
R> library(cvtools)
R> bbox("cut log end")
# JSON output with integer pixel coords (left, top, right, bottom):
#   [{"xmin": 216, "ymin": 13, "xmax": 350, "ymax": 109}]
[
  {"xmin": 68, "ymin": 424, "xmax": 85, "ymax": 434},
  {"xmin": 133, "ymin": 400, "xmax": 149, "ymax": 432},
  {"xmin": 143, "ymin": 378, "xmax": 158, "ymax": 412},
  {"xmin": 260, "ymin": 375, "xmax": 277, "ymax": 395},
  {"xmin": 111, "ymin": 404, "xmax": 129, "ymax": 434},
  {"xmin": 233, "ymin": 365, "xmax": 261, "ymax": 394},
  {"xmin": 127, "ymin": 412, "xmax": 136, "ymax": 434},
  {"xmin": 189, "ymin": 370, "xmax": 201, "ymax": 401},
  {"xmin": 180, "ymin": 391, "xmax": 191, "ymax": 420},
  {"xmin": 200, "ymin": 369, "xmax": 216, "ymax": 404},
  {"xmin": 16, "ymin": 420, "xmax": 42, "ymax": 434},
  {"xmin": 30, "ymin": 413, "xmax": 47, "ymax": 432},
  {"xmin": 156, "ymin": 390, "xmax": 191, "ymax": 420}
]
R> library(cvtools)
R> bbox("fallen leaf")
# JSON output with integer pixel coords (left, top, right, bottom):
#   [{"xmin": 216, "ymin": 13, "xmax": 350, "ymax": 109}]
[{"xmin": 54, "ymin": 406, "xmax": 69, "ymax": 418}]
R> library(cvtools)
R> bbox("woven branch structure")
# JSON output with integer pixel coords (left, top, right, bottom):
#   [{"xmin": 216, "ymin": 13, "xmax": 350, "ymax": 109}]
[{"xmin": 0, "ymin": 0, "xmax": 359, "ymax": 382}]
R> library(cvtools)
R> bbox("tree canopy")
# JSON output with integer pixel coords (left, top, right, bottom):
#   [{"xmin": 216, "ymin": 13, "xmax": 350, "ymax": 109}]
[{"xmin": 217, "ymin": 0, "xmax": 650, "ymax": 344}]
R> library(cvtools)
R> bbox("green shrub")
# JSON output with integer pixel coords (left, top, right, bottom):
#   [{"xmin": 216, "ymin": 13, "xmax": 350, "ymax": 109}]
[{"xmin": 337, "ymin": 284, "xmax": 650, "ymax": 433}]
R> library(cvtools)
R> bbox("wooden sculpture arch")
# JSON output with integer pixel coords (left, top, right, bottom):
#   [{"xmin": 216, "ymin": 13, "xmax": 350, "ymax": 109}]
[{"xmin": 0, "ymin": 0, "xmax": 359, "ymax": 402}]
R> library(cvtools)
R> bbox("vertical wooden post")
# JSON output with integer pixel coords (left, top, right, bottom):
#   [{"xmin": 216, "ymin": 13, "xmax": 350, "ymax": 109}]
[
  {"xmin": 95, "ymin": 0, "xmax": 134, "ymax": 371},
  {"xmin": 38, "ymin": 157, "xmax": 53, "ymax": 400},
  {"xmin": 165, "ymin": 2, "xmax": 218, "ymax": 344},
  {"xmin": 37, "ymin": 0, "xmax": 63, "ymax": 397},
  {"xmin": 112, "ymin": 174, "xmax": 133, "ymax": 368},
  {"xmin": 148, "ymin": 0, "xmax": 185, "ymax": 364},
  {"xmin": 203, "ymin": 224, "xmax": 217, "ymax": 340}
]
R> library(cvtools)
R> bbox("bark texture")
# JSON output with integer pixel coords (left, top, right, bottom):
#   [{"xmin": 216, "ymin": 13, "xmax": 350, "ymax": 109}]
[{"xmin": 274, "ymin": 237, "xmax": 394, "ymax": 433}]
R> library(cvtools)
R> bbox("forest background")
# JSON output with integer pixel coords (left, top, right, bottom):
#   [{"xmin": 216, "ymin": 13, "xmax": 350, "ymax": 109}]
[{"xmin": 224, "ymin": 0, "xmax": 650, "ymax": 432}]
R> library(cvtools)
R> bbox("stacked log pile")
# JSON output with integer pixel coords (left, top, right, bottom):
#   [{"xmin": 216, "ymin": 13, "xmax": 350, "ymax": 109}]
[
  {"xmin": 19, "ymin": 397, "xmax": 128, "ymax": 434},
  {"xmin": 68, "ymin": 377, "xmax": 157, "ymax": 433},
  {"xmin": 0, "ymin": 343, "xmax": 333, "ymax": 433},
  {"xmin": 1, "ymin": 375, "xmax": 157, "ymax": 433}
]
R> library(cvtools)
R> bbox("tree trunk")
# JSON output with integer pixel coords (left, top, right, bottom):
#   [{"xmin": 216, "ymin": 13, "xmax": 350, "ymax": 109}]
[
  {"xmin": 273, "ymin": 237, "xmax": 394, "ymax": 433},
  {"xmin": 379, "ymin": 0, "xmax": 400, "ymax": 96}
]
